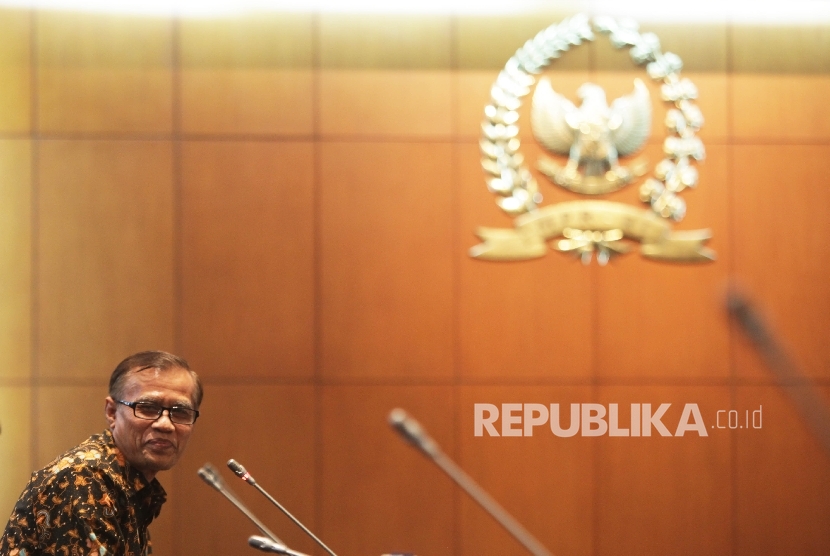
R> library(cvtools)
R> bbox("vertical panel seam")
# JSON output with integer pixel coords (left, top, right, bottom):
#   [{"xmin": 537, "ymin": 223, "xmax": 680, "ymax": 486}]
[
  {"xmin": 29, "ymin": 5, "xmax": 40, "ymax": 471},
  {"xmin": 725, "ymin": 17, "xmax": 739, "ymax": 556},
  {"xmin": 170, "ymin": 13, "xmax": 183, "ymax": 555},
  {"xmin": 312, "ymin": 7, "xmax": 325, "ymax": 545}
]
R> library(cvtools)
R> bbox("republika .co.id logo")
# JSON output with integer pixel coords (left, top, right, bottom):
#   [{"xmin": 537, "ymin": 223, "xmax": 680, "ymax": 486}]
[{"xmin": 474, "ymin": 403, "xmax": 763, "ymax": 438}]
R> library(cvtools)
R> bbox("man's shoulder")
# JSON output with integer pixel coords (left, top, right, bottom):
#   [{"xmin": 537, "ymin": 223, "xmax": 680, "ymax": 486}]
[{"xmin": 30, "ymin": 431, "xmax": 120, "ymax": 486}]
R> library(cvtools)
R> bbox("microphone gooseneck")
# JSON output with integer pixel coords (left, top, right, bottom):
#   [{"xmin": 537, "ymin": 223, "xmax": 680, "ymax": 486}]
[
  {"xmin": 727, "ymin": 289, "xmax": 830, "ymax": 457},
  {"xmin": 388, "ymin": 408, "xmax": 555, "ymax": 556},
  {"xmin": 227, "ymin": 459, "xmax": 339, "ymax": 556},
  {"xmin": 196, "ymin": 463, "xmax": 284, "ymax": 545}
]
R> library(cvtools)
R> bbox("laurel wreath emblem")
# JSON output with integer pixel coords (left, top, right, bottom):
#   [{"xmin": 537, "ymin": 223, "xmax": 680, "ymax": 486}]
[{"xmin": 480, "ymin": 14, "xmax": 705, "ymax": 223}]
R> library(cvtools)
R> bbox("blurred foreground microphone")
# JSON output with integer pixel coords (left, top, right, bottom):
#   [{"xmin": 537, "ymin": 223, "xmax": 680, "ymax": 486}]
[
  {"xmin": 389, "ymin": 408, "xmax": 554, "ymax": 556},
  {"xmin": 227, "ymin": 459, "xmax": 338, "ymax": 556},
  {"xmin": 249, "ymin": 535, "xmax": 310, "ymax": 556},
  {"xmin": 197, "ymin": 463, "xmax": 284, "ymax": 545},
  {"xmin": 727, "ymin": 290, "xmax": 830, "ymax": 457}
]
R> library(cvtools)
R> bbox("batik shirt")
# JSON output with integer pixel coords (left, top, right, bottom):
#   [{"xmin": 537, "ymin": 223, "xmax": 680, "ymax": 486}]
[{"xmin": 1, "ymin": 430, "xmax": 167, "ymax": 556}]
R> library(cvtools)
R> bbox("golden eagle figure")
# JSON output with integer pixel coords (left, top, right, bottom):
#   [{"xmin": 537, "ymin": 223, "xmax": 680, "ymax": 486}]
[{"xmin": 531, "ymin": 77, "xmax": 651, "ymax": 185}]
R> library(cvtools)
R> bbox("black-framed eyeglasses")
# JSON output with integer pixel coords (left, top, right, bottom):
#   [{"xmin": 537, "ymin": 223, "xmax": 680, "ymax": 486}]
[{"xmin": 117, "ymin": 400, "xmax": 199, "ymax": 425}]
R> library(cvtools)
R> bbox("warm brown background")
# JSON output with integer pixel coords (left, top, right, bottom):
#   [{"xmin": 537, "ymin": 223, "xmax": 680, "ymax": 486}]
[{"xmin": 1, "ymin": 5, "xmax": 829, "ymax": 556}]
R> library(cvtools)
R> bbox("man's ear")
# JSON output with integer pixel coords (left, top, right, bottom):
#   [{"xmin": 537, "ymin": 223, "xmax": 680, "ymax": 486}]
[{"xmin": 104, "ymin": 397, "xmax": 117, "ymax": 430}]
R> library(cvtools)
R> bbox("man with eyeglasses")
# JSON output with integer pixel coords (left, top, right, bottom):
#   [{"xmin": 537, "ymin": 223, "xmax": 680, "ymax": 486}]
[{"xmin": 1, "ymin": 351, "xmax": 203, "ymax": 556}]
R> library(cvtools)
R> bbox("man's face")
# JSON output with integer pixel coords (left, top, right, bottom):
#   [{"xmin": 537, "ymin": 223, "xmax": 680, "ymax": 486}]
[{"xmin": 105, "ymin": 366, "xmax": 198, "ymax": 482}]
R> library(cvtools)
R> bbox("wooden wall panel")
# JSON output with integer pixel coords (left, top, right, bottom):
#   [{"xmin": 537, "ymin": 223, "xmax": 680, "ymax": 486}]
[
  {"xmin": 319, "ymin": 14, "xmax": 451, "ymax": 70},
  {"xmin": 0, "ymin": 386, "xmax": 31, "ymax": 521},
  {"xmin": 173, "ymin": 384, "xmax": 316, "ymax": 556},
  {"xmin": 180, "ymin": 141, "xmax": 315, "ymax": 379},
  {"xmin": 592, "ymin": 72, "xmax": 729, "ymax": 145},
  {"xmin": 320, "ymin": 385, "xmax": 455, "ymax": 556},
  {"xmin": 2, "ymin": 7, "xmax": 829, "ymax": 556},
  {"xmin": 732, "ymin": 25, "xmax": 830, "ymax": 74},
  {"xmin": 456, "ymin": 12, "xmax": 591, "ymax": 71},
  {"xmin": 735, "ymin": 386, "xmax": 830, "ymax": 555},
  {"xmin": 36, "ymin": 385, "xmax": 109, "ymax": 466},
  {"xmin": 37, "ymin": 140, "xmax": 175, "ymax": 378},
  {"xmin": 319, "ymin": 70, "xmax": 453, "ymax": 138},
  {"xmin": 732, "ymin": 145, "xmax": 830, "ymax": 379},
  {"xmin": 320, "ymin": 142, "xmax": 454, "ymax": 380},
  {"xmin": 732, "ymin": 75, "xmax": 830, "ymax": 141},
  {"xmin": 0, "ymin": 139, "xmax": 31, "ymax": 382},
  {"xmin": 596, "ymin": 144, "xmax": 730, "ymax": 380},
  {"xmin": 457, "ymin": 142, "xmax": 594, "ymax": 380},
  {"xmin": 181, "ymin": 69, "xmax": 314, "ymax": 136},
  {"xmin": 36, "ymin": 11, "xmax": 172, "ymax": 134},
  {"xmin": 318, "ymin": 14, "xmax": 453, "ymax": 138},
  {"xmin": 595, "ymin": 23, "xmax": 729, "ymax": 73},
  {"xmin": 454, "ymin": 70, "xmax": 591, "ymax": 141},
  {"xmin": 180, "ymin": 13, "xmax": 314, "ymax": 135},
  {"xmin": 0, "ymin": 9, "xmax": 30, "ymax": 133},
  {"xmin": 458, "ymin": 386, "xmax": 594, "ymax": 556},
  {"xmin": 595, "ymin": 386, "xmax": 732, "ymax": 556}
]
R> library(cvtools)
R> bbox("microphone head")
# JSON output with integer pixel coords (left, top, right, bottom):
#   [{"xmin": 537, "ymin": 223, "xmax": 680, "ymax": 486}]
[
  {"xmin": 227, "ymin": 458, "xmax": 256, "ymax": 484},
  {"xmin": 388, "ymin": 408, "xmax": 439, "ymax": 458},
  {"xmin": 197, "ymin": 463, "xmax": 224, "ymax": 490},
  {"xmin": 249, "ymin": 535, "xmax": 284, "ymax": 553},
  {"xmin": 726, "ymin": 290, "xmax": 771, "ymax": 347}
]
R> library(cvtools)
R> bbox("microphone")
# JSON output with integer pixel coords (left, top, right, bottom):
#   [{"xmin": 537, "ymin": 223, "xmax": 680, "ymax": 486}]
[
  {"xmin": 196, "ymin": 463, "xmax": 284, "ymax": 545},
  {"xmin": 727, "ymin": 290, "xmax": 830, "ymax": 456},
  {"xmin": 249, "ymin": 535, "xmax": 310, "ymax": 556},
  {"xmin": 227, "ymin": 459, "xmax": 338, "ymax": 556},
  {"xmin": 388, "ymin": 408, "xmax": 554, "ymax": 556},
  {"xmin": 227, "ymin": 458, "xmax": 257, "ymax": 484}
]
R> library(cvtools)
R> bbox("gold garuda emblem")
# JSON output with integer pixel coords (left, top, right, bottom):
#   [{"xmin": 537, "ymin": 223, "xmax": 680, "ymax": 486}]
[{"xmin": 470, "ymin": 14, "xmax": 715, "ymax": 265}]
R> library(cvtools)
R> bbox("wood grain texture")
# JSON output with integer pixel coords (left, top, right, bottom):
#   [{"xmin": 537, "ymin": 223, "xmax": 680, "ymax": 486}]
[
  {"xmin": 36, "ymin": 10, "xmax": 172, "ymax": 134},
  {"xmin": 173, "ymin": 384, "xmax": 316, "ymax": 556},
  {"xmin": 0, "ymin": 386, "xmax": 31, "ymax": 522},
  {"xmin": 319, "ymin": 69, "xmax": 453, "ymax": 138},
  {"xmin": 181, "ymin": 69, "xmax": 314, "ymax": 135},
  {"xmin": 35, "ymin": 385, "xmax": 109, "ymax": 466},
  {"xmin": 458, "ymin": 386, "xmax": 595, "ymax": 556},
  {"xmin": 0, "ymin": 140, "xmax": 31, "ymax": 382},
  {"xmin": 732, "ymin": 75, "xmax": 830, "ymax": 141},
  {"xmin": 179, "ymin": 12, "xmax": 313, "ymax": 69},
  {"xmin": 320, "ymin": 142, "xmax": 454, "ymax": 380},
  {"xmin": 179, "ymin": 13, "xmax": 314, "ymax": 135},
  {"xmin": 457, "ymin": 142, "xmax": 594, "ymax": 380},
  {"xmin": 319, "ymin": 13, "xmax": 451, "ymax": 70},
  {"xmin": 2, "ymin": 9, "xmax": 828, "ymax": 556},
  {"xmin": 595, "ymin": 385, "xmax": 732, "ymax": 556},
  {"xmin": 320, "ymin": 385, "xmax": 455, "ymax": 556},
  {"xmin": 0, "ymin": 9, "xmax": 31, "ymax": 133},
  {"xmin": 735, "ymin": 386, "xmax": 830, "ymax": 555},
  {"xmin": 180, "ymin": 141, "xmax": 315, "ymax": 380},
  {"xmin": 595, "ymin": 144, "xmax": 730, "ymax": 380},
  {"xmin": 456, "ymin": 11, "xmax": 590, "ymax": 71},
  {"xmin": 37, "ymin": 140, "xmax": 175, "ymax": 378},
  {"xmin": 732, "ymin": 25, "xmax": 830, "ymax": 74},
  {"xmin": 732, "ymin": 145, "xmax": 830, "ymax": 380}
]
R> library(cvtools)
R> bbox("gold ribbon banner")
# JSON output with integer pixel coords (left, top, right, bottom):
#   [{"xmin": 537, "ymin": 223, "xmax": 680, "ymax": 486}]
[{"xmin": 469, "ymin": 201, "xmax": 715, "ymax": 262}]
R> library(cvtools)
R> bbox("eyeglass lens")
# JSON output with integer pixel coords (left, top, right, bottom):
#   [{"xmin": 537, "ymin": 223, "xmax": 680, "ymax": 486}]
[{"xmin": 133, "ymin": 402, "xmax": 197, "ymax": 424}]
